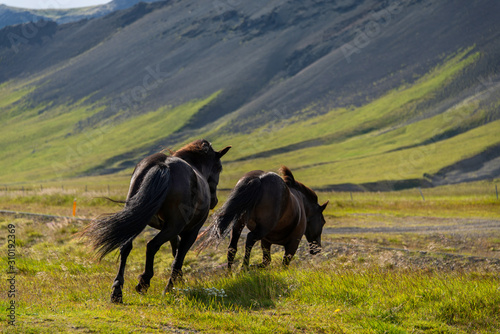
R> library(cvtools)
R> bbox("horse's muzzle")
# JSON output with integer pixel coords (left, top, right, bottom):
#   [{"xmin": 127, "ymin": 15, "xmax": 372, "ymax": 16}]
[
  {"xmin": 210, "ymin": 196, "xmax": 218, "ymax": 210},
  {"xmin": 309, "ymin": 242, "xmax": 322, "ymax": 255}
]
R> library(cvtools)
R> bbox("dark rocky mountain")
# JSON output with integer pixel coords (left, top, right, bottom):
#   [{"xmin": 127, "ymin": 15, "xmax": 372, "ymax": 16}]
[
  {"xmin": 2, "ymin": 0, "xmax": 499, "ymax": 129},
  {"xmin": 0, "ymin": 0, "xmax": 499, "ymax": 187}
]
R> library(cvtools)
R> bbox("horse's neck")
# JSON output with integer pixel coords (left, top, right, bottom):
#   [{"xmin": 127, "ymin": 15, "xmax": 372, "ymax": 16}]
[
  {"xmin": 176, "ymin": 156, "xmax": 209, "ymax": 180},
  {"xmin": 290, "ymin": 187, "xmax": 312, "ymax": 215}
]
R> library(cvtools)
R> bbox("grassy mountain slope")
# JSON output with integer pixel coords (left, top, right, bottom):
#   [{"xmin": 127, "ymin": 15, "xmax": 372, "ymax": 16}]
[
  {"xmin": 0, "ymin": 87, "xmax": 219, "ymax": 182},
  {"xmin": 0, "ymin": 0, "xmax": 499, "ymax": 189},
  {"xmin": 210, "ymin": 49, "xmax": 500, "ymax": 188}
]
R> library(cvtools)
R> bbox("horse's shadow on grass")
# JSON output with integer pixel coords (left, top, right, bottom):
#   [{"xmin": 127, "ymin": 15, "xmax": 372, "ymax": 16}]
[{"xmin": 180, "ymin": 268, "xmax": 291, "ymax": 310}]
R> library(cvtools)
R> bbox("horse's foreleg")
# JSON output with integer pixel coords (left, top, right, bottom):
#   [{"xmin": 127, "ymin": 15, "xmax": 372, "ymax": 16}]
[
  {"xmin": 260, "ymin": 239, "xmax": 272, "ymax": 268},
  {"xmin": 111, "ymin": 240, "xmax": 133, "ymax": 303},
  {"xmin": 164, "ymin": 228, "xmax": 201, "ymax": 294},
  {"xmin": 227, "ymin": 220, "xmax": 245, "ymax": 271},
  {"xmin": 136, "ymin": 228, "xmax": 179, "ymax": 295}
]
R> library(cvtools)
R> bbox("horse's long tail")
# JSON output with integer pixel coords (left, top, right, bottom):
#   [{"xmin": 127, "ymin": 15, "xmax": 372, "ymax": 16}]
[
  {"xmin": 82, "ymin": 164, "xmax": 170, "ymax": 260},
  {"xmin": 198, "ymin": 175, "xmax": 262, "ymax": 249}
]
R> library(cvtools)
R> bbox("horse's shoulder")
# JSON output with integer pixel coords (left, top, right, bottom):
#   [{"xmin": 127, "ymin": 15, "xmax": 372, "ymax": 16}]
[
  {"xmin": 164, "ymin": 155, "xmax": 184, "ymax": 165},
  {"xmin": 146, "ymin": 152, "xmax": 168, "ymax": 164},
  {"xmin": 165, "ymin": 156, "xmax": 203, "ymax": 183},
  {"xmin": 259, "ymin": 171, "xmax": 281, "ymax": 182},
  {"xmin": 133, "ymin": 153, "xmax": 167, "ymax": 173}
]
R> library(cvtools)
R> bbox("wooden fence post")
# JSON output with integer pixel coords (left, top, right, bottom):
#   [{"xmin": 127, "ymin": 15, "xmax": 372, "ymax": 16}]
[{"xmin": 418, "ymin": 187, "xmax": 425, "ymax": 201}]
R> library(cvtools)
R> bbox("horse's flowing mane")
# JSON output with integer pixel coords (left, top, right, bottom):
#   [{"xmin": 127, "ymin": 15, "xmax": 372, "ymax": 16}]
[
  {"xmin": 173, "ymin": 139, "xmax": 211, "ymax": 155},
  {"xmin": 279, "ymin": 166, "xmax": 296, "ymax": 186},
  {"xmin": 279, "ymin": 166, "xmax": 318, "ymax": 202},
  {"xmin": 171, "ymin": 139, "xmax": 214, "ymax": 161}
]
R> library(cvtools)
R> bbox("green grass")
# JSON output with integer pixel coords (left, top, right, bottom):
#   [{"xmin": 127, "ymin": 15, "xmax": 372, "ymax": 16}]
[
  {"xmin": 220, "ymin": 117, "xmax": 500, "ymax": 188},
  {"xmin": 1, "ymin": 181, "xmax": 499, "ymax": 332},
  {"xmin": 320, "ymin": 186, "xmax": 500, "ymax": 220},
  {"xmin": 1, "ymin": 177, "xmax": 498, "ymax": 219},
  {"xmin": 1, "ymin": 210, "xmax": 499, "ymax": 333},
  {"xmin": 0, "ymin": 91, "xmax": 220, "ymax": 183}
]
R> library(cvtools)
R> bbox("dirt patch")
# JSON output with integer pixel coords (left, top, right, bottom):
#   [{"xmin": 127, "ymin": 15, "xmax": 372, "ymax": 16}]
[
  {"xmin": 307, "ymin": 214, "xmax": 500, "ymax": 271},
  {"xmin": 304, "ymin": 241, "xmax": 500, "ymax": 272},
  {"xmin": 324, "ymin": 217, "xmax": 500, "ymax": 235}
]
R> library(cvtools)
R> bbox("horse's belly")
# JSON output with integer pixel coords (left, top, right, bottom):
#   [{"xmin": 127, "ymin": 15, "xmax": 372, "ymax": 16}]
[
  {"xmin": 247, "ymin": 219, "xmax": 257, "ymax": 231},
  {"xmin": 148, "ymin": 215, "xmax": 164, "ymax": 230}
]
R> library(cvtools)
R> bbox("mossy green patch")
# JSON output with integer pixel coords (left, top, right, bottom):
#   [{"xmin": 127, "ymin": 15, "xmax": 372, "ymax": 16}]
[{"xmin": 0, "ymin": 91, "xmax": 220, "ymax": 183}]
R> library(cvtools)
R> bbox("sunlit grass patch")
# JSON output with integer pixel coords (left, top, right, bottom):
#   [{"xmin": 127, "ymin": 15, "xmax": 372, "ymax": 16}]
[{"xmin": 2, "ymin": 211, "xmax": 500, "ymax": 333}]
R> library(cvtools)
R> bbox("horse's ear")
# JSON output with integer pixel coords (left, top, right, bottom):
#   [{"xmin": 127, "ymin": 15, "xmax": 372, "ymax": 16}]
[
  {"xmin": 217, "ymin": 146, "xmax": 231, "ymax": 158},
  {"xmin": 320, "ymin": 200, "xmax": 329, "ymax": 212}
]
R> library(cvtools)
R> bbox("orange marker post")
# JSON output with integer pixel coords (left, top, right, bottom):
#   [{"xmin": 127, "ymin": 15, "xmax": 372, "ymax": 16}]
[{"xmin": 72, "ymin": 199, "xmax": 77, "ymax": 217}]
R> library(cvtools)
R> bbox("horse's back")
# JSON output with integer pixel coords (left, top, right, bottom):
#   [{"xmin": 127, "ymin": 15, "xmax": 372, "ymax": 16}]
[
  {"xmin": 258, "ymin": 172, "xmax": 289, "ymax": 206},
  {"xmin": 130, "ymin": 154, "xmax": 197, "ymax": 195},
  {"xmin": 128, "ymin": 153, "xmax": 210, "ymax": 228},
  {"xmin": 243, "ymin": 172, "xmax": 289, "ymax": 231},
  {"xmin": 239, "ymin": 171, "xmax": 288, "ymax": 209},
  {"xmin": 127, "ymin": 153, "xmax": 168, "ymax": 200},
  {"xmin": 160, "ymin": 156, "xmax": 211, "ymax": 226},
  {"xmin": 249, "ymin": 171, "xmax": 306, "ymax": 244}
]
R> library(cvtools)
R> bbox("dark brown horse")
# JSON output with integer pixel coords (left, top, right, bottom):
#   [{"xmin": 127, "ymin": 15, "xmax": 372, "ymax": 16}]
[
  {"xmin": 201, "ymin": 166, "xmax": 328, "ymax": 269},
  {"xmin": 83, "ymin": 139, "xmax": 230, "ymax": 303}
]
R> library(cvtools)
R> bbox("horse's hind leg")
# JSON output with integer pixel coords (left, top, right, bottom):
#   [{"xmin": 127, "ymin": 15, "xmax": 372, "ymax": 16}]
[
  {"xmin": 111, "ymin": 240, "xmax": 133, "ymax": 303},
  {"xmin": 227, "ymin": 219, "xmax": 245, "ymax": 271},
  {"xmin": 164, "ymin": 226, "xmax": 203, "ymax": 293},
  {"xmin": 136, "ymin": 227, "xmax": 181, "ymax": 294},
  {"xmin": 170, "ymin": 236, "xmax": 179, "ymax": 257},
  {"xmin": 260, "ymin": 239, "xmax": 272, "ymax": 268},
  {"xmin": 243, "ymin": 227, "xmax": 266, "ymax": 268}
]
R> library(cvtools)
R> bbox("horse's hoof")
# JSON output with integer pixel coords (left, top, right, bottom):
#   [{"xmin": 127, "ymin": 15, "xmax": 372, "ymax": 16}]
[
  {"xmin": 111, "ymin": 292, "xmax": 123, "ymax": 304},
  {"xmin": 135, "ymin": 282, "xmax": 149, "ymax": 294},
  {"xmin": 163, "ymin": 280, "xmax": 174, "ymax": 295}
]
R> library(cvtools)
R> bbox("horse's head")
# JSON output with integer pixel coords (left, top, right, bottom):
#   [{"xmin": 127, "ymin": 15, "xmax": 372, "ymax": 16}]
[
  {"xmin": 206, "ymin": 143, "xmax": 231, "ymax": 209},
  {"xmin": 175, "ymin": 139, "xmax": 231, "ymax": 209},
  {"xmin": 279, "ymin": 166, "xmax": 328, "ymax": 255},
  {"xmin": 304, "ymin": 200, "xmax": 329, "ymax": 255}
]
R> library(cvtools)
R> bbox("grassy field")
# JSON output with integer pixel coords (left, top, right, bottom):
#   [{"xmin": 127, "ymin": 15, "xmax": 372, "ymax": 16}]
[
  {"xmin": 0, "ymin": 177, "xmax": 498, "ymax": 218},
  {"xmin": 1, "ymin": 181, "xmax": 499, "ymax": 333}
]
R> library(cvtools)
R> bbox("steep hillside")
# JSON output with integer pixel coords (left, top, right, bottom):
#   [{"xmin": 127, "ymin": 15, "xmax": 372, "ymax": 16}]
[{"xmin": 0, "ymin": 0, "xmax": 499, "ymax": 189}]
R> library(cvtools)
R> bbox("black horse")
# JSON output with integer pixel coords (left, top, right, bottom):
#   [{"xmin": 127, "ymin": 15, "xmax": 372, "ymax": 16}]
[
  {"xmin": 83, "ymin": 139, "xmax": 230, "ymax": 303},
  {"xmin": 200, "ymin": 166, "xmax": 328, "ymax": 270}
]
